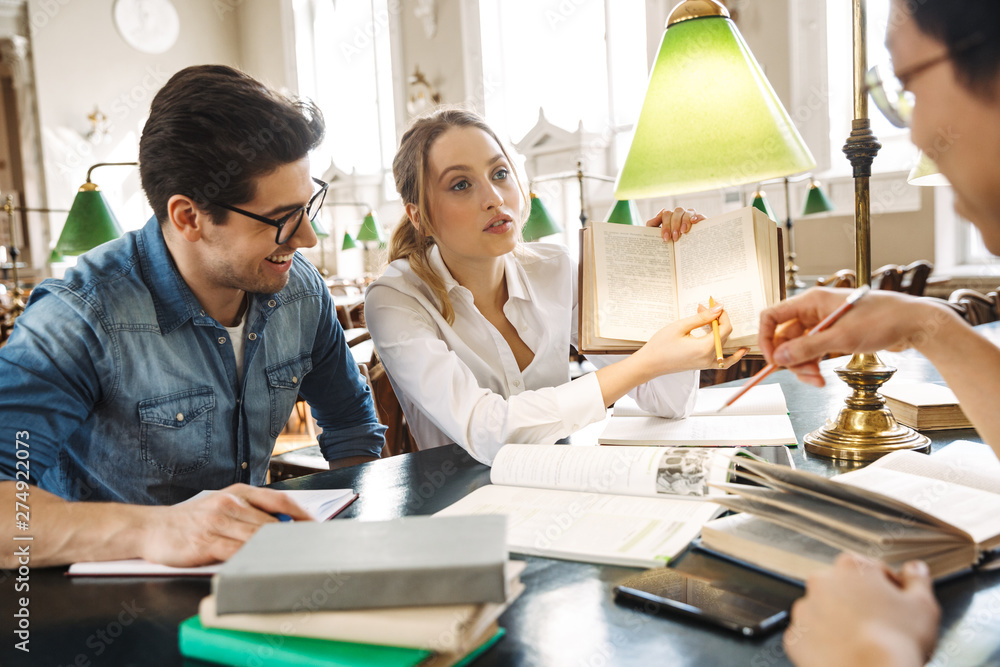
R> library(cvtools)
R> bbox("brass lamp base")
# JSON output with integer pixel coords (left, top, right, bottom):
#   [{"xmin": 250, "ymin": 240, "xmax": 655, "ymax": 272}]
[{"xmin": 804, "ymin": 353, "xmax": 930, "ymax": 462}]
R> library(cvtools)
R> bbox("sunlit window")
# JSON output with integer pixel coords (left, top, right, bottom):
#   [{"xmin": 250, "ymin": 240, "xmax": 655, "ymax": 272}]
[
  {"xmin": 294, "ymin": 0, "xmax": 396, "ymax": 178},
  {"xmin": 479, "ymin": 0, "xmax": 647, "ymax": 168}
]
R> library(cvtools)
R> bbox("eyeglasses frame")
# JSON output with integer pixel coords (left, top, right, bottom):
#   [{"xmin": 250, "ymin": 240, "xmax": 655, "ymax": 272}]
[
  {"xmin": 208, "ymin": 176, "xmax": 329, "ymax": 244},
  {"xmin": 865, "ymin": 32, "xmax": 988, "ymax": 128}
]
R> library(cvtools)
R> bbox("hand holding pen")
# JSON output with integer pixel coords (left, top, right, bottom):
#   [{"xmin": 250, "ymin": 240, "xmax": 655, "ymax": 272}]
[{"xmin": 722, "ymin": 285, "xmax": 870, "ymax": 408}]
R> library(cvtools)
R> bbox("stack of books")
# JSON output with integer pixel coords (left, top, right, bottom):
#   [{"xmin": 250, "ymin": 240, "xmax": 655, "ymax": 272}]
[{"xmin": 179, "ymin": 515, "xmax": 521, "ymax": 667}]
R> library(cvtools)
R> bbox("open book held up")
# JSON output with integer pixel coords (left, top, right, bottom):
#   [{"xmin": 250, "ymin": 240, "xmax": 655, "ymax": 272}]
[
  {"xmin": 700, "ymin": 441, "xmax": 1000, "ymax": 583},
  {"xmin": 579, "ymin": 206, "xmax": 784, "ymax": 356}
]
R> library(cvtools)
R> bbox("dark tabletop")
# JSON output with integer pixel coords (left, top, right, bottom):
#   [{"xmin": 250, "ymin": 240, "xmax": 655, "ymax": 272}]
[{"xmin": 4, "ymin": 337, "xmax": 1000, "ymax": 666}]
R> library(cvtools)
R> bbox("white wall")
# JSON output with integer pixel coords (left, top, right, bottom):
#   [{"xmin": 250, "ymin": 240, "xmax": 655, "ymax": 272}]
[{"xmin": 29, "ymin": 0, "xmax": 241, "ymax": 257}]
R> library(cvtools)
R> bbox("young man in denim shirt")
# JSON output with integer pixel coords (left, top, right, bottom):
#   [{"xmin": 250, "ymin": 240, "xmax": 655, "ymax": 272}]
[{"xmin": 0, "ymin": 66, "xmax": 386, "ymax": 568}]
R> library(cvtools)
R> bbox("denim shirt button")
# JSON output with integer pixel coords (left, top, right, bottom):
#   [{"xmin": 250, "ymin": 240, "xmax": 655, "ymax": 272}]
[
  {"xmin": 241, "ymin": 462, "xmax": 247, "ymax": 469},
  {"xmin": 248, "ymin": 333, "xmax": 258, "ymax": 341},
  {"xmin": 218, "ymin": 337, "xmax": 226, "ymax": 344},
  {"xmin": 267, "ymin": 300, "xmax": 276, "ymax": 308},
  {"xmin": 175, "ymin": 413, "xmax": 184, "ymax": 422},
  {"xmin": 292, "ymin": 376, "xmax": 298, "ymax": 384}
]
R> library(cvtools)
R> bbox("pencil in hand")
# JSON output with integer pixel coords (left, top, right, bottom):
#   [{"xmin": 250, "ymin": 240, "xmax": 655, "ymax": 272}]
[{"xmin": 709, "ymin": 296, "xmax": 724, "ymax": 368}]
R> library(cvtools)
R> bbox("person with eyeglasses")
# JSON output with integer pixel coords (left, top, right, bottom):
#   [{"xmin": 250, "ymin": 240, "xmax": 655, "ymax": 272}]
[
  {"xmin": 0, "ymin": 65, "xmax": 385, "ymax": 569},
  {"xmin": 763, "ymin": 2, "xmax": 1000, "ymax": 665}
]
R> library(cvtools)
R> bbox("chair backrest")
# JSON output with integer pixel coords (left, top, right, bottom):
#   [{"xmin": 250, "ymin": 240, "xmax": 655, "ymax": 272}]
[
  {"xmin": 816, "ymin": 269, "xmax": 856, "ymax": 289},
  {"xmin": 359, "ymin": 355, "xmax": 417, "ymax": 458},
  {"xmin": 817, "ymin": 260, "xmax": 933, "ymax": 296},
  {"xmin": 948, "ymin": 287, "xmax": 1000, "ymax": 326}
]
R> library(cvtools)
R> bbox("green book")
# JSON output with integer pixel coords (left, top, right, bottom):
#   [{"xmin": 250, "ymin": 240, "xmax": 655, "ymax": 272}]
[{"xmin": 178, "ymin": 616, "xmax": 504, "ymax": 667}]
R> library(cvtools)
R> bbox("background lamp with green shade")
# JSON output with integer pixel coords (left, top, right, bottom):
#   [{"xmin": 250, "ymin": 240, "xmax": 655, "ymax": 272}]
[
  {"xmin": 342, "ymin": 231, "xmax": 358, "ymax": 250},
  {"xmin": 750, "ymin": 190, "xmax": 777, "ymax": 221},
  {"xmin": 614, "ymin": 0, "xmax": 815, "ymax": 201},
  {"xmin": 522, "ymin": 192, "xmax": 563, "ymax": 241},
  {"xmin": 802, "ymin": 180, "xmax": 835, "ymax": 215},
  {"xmin": 355, "ymin": 210, "xmax": 386, "ymax": 244},
  {"xmin": 604, "ymin": 199, "xmax": 641, "ymax": 226},
  {"xmin": 55, "ymin": 161, "xmax": 137, "ymax": 256}
]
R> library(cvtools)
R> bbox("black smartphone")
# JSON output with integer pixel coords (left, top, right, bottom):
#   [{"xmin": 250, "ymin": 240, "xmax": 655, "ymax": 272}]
[{"xmin": 613, "ymin": 567, "xmax": 790, "ymax": 637}]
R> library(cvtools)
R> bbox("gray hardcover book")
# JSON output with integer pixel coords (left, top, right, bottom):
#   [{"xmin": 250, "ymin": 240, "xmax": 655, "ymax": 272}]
[{"xmin": 212, "ymin": 515, "xmax": 508, "ymax": 614}]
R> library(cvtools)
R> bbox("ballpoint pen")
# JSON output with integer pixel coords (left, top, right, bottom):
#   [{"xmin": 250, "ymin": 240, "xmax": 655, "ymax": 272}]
[{"xmin": 719, "ymin": 285, "xmax": 871, "ymax": 410}]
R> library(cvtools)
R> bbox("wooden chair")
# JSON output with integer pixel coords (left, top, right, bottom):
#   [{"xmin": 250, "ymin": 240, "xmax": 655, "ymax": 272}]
[
  {"xmin": 948, "ymin": 287, "xmax": 1000, "ymax": 326},
  {"xmin": 816, "ymin": 260, "xmax": 934, "ymax": 296},
  {"xmin": 268, "ymin": 331, "xmax": 416, "ymax": 481}
]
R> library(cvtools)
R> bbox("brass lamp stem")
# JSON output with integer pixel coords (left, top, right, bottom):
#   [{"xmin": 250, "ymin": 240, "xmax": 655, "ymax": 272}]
[{"xmin": 803, "ymin": 0, "xmax": 929, "ymax": 461}]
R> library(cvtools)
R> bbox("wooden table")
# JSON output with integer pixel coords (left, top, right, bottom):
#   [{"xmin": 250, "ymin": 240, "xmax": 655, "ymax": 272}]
[{"xmin": 4, "ymin": 343, "xmax": 1000, "ymax": 666}]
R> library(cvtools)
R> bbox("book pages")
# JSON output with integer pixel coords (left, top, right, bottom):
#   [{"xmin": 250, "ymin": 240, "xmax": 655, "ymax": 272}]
[
  {"xmin": 591, "ymin": 224, "xmax": 679, "ymax": 341},
  {"xmin": 436, "ymin": 485, "xmax": 722, "ymax": 568},
  {"xmin": 599, "ymin": 414, "xmax": 797, "ymax": 447},
  {"xmin": 836, "ymin": 467, "xmax": 1000, "ymax": 546},
  {"xmin": 613, "ymin": 384, "xmax": 788, "ymax": 418},
  {"xmin": 489, "ymin": 444, "xmax": 737, "ymax": 499},
  {"xmin": 674, "ymin": 210, "xmax": 764, "ymax": 342}
]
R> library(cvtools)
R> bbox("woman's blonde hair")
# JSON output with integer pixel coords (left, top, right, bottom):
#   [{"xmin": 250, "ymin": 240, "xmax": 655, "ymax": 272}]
[{"xmin": 389, "ymin": 108, "xmax": 528, "ymax": 325}]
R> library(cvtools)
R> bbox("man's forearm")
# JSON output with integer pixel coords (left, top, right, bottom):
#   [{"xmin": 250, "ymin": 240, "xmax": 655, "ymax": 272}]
[
  {"xmin": 915, "ymin": 311, "xmax": 1000, "ymax": 454},
  {"xmin": 0, "ymin": 481, "xmax": 148, "ymax": 568}
]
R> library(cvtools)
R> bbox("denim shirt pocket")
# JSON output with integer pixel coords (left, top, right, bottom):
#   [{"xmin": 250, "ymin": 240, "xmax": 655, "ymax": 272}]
[
  {"xmin": 138, "ymin": 387, "xmax": 216, "ymax": 476},
  {"xmin": 266, "ymin": 354, "xmax": 314, "ymax": 438}
]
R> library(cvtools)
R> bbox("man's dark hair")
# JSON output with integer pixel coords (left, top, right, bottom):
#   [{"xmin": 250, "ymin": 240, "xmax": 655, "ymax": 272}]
[
  {"xmin": 907, "ymin": 0, "xmax": 1000, "ymax": 99},
  {"xmin": 139, "ymin": 65, "xmax": 325, "ymax": 225}
]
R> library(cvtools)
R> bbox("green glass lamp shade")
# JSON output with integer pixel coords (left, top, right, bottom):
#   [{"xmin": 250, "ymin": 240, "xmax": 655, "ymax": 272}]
[
  {"xmin": 907, "ymin": 152, "xmax": 950, "ymax": 187},
  {"xmin": 55, "ymin": 184, "xmax": 124, "ymax": 256},
  {"xmin": 615, "ymin": 5, "xmax": 815, "ymax": 199},
  {"xmin": 751, "ymin": 190, "xmax": 776, "ymax": 221},
  {"xmin": 356, "ymin": 211, "xmax": 386, "ymax": 243},
  {"xmin": 309, "ymin": 216, "xmax": 331, "ymax": 239},
  {"xmin": 342, "ymin": 231, "xmax": 358, "ymax": 250},
  {"xmin": 802, "ymin": 181, "xmax": 835, "ymax": 215},
  {"xmin": 48, "ymin": 247, "xmax": 65, "ymax": 264},
  {"xmin": 605, "ymin": 199, "xmax": 641, "ymax": 225},
  {"xmin": 522, "ymin": 193, "xmax": 563, "ymax": 241}
]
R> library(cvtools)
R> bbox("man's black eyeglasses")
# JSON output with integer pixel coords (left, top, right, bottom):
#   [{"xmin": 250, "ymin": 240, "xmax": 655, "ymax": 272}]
[{"xmin": 209, "ymin": 177, "xmax": 329, "ymax": 245}]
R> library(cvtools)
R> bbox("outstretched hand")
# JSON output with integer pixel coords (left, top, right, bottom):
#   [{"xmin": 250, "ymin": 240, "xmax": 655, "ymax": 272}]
[
  {"xmin": 139, "ymin": 484, "xmax": 314, "ymax": 567},
  {"xmin": 759, "ymin": 288, "xmax": 958, "ymax": 387},
  {"xmin": 635, "ymin": 302, "xmax": 748, "ymax": 376}
]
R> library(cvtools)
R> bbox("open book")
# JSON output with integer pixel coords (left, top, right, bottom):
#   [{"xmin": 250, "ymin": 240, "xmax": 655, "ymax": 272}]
[
  {"xmin": 579, "ymin": 206, "xmax": 782, "ymax": 355},
  {"xmin": 602, "ymin": 385, "xmax": 796, "ymax": 447},
  {"xmin": 436, "ymin": 444, "xmax": 767, "ymax": 568},
  {"xmin": 67, "ymin": 488, "xmax": 357, "ymax": 577},
  {"xmin": 700, "ymin": 441, "xmax": 1000, "ymax": 582}
]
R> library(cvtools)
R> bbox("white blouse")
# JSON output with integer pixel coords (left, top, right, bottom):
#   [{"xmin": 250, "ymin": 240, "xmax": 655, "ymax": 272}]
[{"xmin": 365, "ymin": 243, "xmax": 698, "ymax": 465}]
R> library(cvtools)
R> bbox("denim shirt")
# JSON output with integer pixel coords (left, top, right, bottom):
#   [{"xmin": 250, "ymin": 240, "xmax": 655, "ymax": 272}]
[{"xmin": 0, "ymin": 218, "xmax": 385, "ymax": 505}]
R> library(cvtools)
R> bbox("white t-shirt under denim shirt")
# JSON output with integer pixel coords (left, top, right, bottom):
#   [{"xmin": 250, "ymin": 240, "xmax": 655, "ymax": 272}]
[{"xmin": 365, "ymin": 242, "xmax": 699, "ymax": 465}]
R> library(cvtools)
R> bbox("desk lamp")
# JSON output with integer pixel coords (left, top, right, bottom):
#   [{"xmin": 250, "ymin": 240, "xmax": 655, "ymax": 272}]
[
  {"xmin": 802, "ymin": 0, "xmax": 929, "ymax": 461},
  {"xmin": 614, "ymin": 0, "xmax": 814, "ymax": 201},
  {"xmin": 55, "ymin": 162, "xmax": 136, "ymax": 256}
]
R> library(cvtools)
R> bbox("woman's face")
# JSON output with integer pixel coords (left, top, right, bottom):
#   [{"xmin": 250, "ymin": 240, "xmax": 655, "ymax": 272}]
[
  {"xmin": 888, "ymin": 1, "xmax": 1000, "ymax": 250},
  {"xmin": 418, "ymin": 125, "xmax": 522, "ymax": 269}
]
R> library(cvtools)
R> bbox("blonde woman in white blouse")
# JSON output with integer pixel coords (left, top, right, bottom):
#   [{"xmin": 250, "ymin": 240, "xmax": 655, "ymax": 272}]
[{"xmin": 366, "ymin": 109, "xmax": 746, "ymax": 465}]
